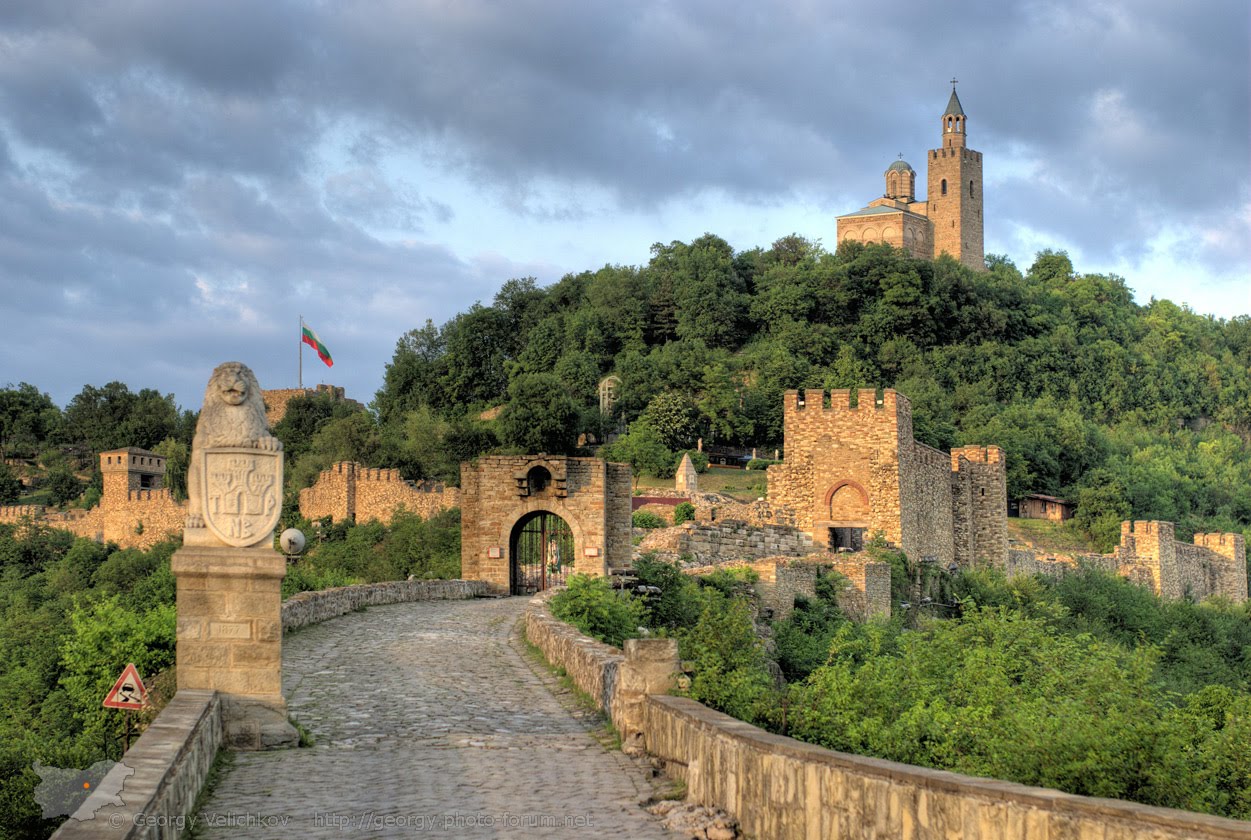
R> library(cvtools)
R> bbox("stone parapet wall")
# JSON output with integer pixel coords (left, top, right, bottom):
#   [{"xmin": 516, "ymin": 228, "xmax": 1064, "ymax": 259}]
[
  {"xmin": 3, "ymin": 496, "xmax": 183, "ymax": 549},
  {"xmin": 529, "ymin": 599, "xmax": 1246, "ymax": 839},
  {"xmin": 0, "ymin": 504, "xmax": 47, "ymax": 523},
  {"xmin": 641, "ymin": 694, "xmax": 1250, "ymax": 840},
  {"xmin": 103, "ymin": 490, "xmax": 185, "ymax": 550},
  {"xmin": 281, "ymin": 579, "xmax": 488, "ymax": 632},
  {"xmin": 524, "ymin": 594, "xmax": 678, "ymax": 754},
  {"xmin": 50, "ymin": 691, "xmax": 222, "ymax": 840}
]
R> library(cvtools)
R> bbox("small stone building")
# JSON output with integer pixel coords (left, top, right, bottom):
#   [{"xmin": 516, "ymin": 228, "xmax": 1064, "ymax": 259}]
[
  {"xmin": 460, "ymin": 455, "xmax": 632, "ymax": 595},
  {"xmin": 767, "ymin": 389, "xmax": 1007, "ymax": 568}
]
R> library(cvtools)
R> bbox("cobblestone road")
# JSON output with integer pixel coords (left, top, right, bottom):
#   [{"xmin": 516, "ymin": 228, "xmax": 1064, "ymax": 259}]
[{"xmin": 196, "ymin": 597, "xmax": 675, "ymax": 839}]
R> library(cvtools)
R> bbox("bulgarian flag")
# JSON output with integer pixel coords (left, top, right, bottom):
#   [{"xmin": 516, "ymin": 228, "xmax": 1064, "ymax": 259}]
[{"xmin": 301, "ymin": 322, "xmax": 334, "ymax": 368}]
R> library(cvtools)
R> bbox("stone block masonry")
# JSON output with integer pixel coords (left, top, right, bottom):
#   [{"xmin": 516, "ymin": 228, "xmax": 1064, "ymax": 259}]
[
  {"xmin": 298, "ymin": 460, "xmax": 459, "ymax": 525},
  {"xmin": 1, "ymin": 448, "xmax": 187, "ymax": 549},
  {"xmin": 639, "ymin": 519, "xmax": 816, "ymax": 566},
  {"xmin": 460, "ymin": 455, "xmax": 633, "ymax": 594},
  {"xmin": 767, "ymin": 388, "xmax": 1007, "ymax": 568},
  {"xmin": 1006, "ymin": 520, "xmax": 1246, "ymax": 604}
]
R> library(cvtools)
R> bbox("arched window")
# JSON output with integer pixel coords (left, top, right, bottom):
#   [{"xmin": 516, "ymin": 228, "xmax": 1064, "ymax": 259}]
[
  {"xmin": 946, "ymin": 116, "xmax": 953, "ymax": 132},
  {"xmin": 941, "ymin": 179, "xmax": 947, "ymax": 196},
  {"xmin": 527, "ymin": 466, "xmax": 551, "ymax": 494}
]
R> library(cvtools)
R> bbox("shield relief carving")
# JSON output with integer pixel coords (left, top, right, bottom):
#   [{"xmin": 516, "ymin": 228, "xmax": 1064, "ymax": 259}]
[{"xmin": 201, "ymin": 447, "xmax": 283, "ymax": 548}]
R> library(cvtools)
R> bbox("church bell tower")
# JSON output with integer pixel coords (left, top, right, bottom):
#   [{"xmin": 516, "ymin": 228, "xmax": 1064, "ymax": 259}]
[{"xmin": 926, "ymin": 81, "xmax": 984, "ymax": 270}]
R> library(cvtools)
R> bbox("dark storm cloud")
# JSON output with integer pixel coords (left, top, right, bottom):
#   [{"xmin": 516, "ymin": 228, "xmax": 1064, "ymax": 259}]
[{"xmin": 0, "ymin": 0, "xmax": 1246, "ymax": 407}]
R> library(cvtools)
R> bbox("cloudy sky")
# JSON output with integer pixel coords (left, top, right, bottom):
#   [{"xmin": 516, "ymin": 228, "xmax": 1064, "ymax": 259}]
[{"xmin": 1, "ymin": 0, "xmax": 1247, "ymax": 411}]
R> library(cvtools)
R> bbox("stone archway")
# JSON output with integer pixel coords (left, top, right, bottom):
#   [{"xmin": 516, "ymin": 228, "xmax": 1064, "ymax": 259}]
[
  {"xmin": 822, "ymin": 480, "xmax": 871, "ymax": 551},
  {"xmin": 509, "ymin": 510, "xmax": 574, "ymax": 595},
  {"xmin": 460, "ymin": 455, "xmax": 633, "ymax": 594}
]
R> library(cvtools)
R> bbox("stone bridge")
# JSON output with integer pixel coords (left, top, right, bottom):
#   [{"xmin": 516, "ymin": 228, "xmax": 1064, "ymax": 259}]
[
  {"xmin": 54, "ymin": 583, "xmax": 1251, "ymax": 840},
  {"xmin": 195, "ymin": 596, "xmax": 675, "ymax": 838}
]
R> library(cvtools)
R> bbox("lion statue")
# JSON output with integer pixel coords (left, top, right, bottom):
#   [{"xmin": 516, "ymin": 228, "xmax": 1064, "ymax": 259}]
[{"xmin": 185, "ymin": 361, "xmax": 282, "ymax": 529}]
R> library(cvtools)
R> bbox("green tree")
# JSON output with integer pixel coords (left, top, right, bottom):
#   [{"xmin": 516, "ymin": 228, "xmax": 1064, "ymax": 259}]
[
  {"xmin": 151, "ymin": 437, "xmax": 189, "ymax": 500},
  {"xmin": 601, "ymin": 420, "xmax": 674, "ymax": 487},
  {"xmin": 498, "ymin": 373, "xmax": 577, "ymax": 455},
  {"xmin": 0, "ymin": 463, "xmax": 20, "ymax": 504},
  {"xmin": 46, "ymin": 468, "xmax": 83, "ymax": 507},
  {"xmin": 0, "ymin": 383, "xmax": 61, "ymax": 459},
  {"xmin": 639, "ymin": 391, "xmax": 699, "ymax": 450}
]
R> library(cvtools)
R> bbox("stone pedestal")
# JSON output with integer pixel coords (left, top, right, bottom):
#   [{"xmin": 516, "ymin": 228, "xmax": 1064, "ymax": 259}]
[{"xmin": 171, "ymin": 545, "xmax": 297, "ymax": 750}]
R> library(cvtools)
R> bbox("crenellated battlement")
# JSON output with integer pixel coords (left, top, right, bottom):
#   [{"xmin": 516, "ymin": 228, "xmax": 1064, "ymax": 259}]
[
  {"xmin": 128, "ymin": 488, "xmax": 174, "ymax": 503},
  {"xmin": 0, "ymin": 504, "xmax": 47, "ymax": 521},
  {"xmin": 786, "ymin": 388, "xmax": 907, "ymax": 415},
  {"xmin": 929, "ymin": 148, "xmax": 982, "ymax": 162},
  {"xmin": 951, "ymin": 445, "xmax": 1004, "ymax": 467},
  {"xmin": 1109, "ymin": 520, "xmax": 1246, "ymax": 603},
  {"xmin": 300, "ymin": 460, "xmax": 457, "ymax": 525}
]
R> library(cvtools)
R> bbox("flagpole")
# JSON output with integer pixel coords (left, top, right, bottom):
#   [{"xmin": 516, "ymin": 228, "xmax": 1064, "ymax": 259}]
[{"xmin": 298, "ymin": 314, "xmax": 304, "ymax": 390}]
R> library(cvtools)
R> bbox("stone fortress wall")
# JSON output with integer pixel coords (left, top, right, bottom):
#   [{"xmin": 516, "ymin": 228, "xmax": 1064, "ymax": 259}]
[
  {"xmin": 1010, "ymin": 520, "xmax": 1247, "ymax": 603},
  {"xmin": 0, "ymin": 448, "xmax": 186, "ymax": 550},
  {"xmin": 298, "ymin": 461, "xmax": 459, "ymax": 525}
]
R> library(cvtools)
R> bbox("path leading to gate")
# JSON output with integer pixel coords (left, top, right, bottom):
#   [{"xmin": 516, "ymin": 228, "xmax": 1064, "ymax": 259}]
[{"xmin": 196, "ymin": 597, "xmax": 675, "ymax": 838}]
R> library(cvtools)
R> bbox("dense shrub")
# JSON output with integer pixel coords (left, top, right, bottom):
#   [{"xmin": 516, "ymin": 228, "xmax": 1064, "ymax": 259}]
[
  {"xmin": 681, "ymin": 592, "xmax": 776, "ymax": 727},
  {"xmin": 673, "ymin": 502, "xmax": 695, "ymax": 525},
  {"xmin": 633, "ymin": 555, "xmax": 705, "ymax": 632},
  {"xmin": 631, "ymin": 511, "xmax": 666, "ymax": 529},
  {"xmin": 549, "ymin": 574, "xmax": 646, "ymax": 648}
]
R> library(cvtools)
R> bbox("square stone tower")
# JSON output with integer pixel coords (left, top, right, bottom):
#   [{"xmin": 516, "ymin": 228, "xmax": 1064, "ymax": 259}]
[
  {"xmin": 100, "ymin": 447, "xmax": 166, "ymax": 497},
  {"xmin": 926, "ymin": 85, "xmax": 984, "ymax": 270}
]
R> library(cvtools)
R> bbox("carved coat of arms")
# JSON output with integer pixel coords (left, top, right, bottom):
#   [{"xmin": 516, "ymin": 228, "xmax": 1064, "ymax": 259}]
[{"xmin": 200, "ymin": 447, "xmax": 283, "ymax": 548}]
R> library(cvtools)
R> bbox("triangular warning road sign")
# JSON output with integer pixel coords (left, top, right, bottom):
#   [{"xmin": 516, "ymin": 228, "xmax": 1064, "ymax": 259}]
[{"xmin": 102, "ymin": 663, "xmax": 149, "ymax": 710}]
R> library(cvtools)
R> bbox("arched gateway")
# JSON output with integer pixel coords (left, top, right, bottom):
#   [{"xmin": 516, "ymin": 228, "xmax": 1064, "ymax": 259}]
[{"xmin": 460, "ymin": 455, "xmax": 633, "ymax": 595}]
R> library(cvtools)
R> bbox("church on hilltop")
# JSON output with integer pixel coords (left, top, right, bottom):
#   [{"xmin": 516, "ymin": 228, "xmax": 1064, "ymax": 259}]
[{"xmin": 837, "ymin": 84, "xmax": 985, "ymax": 271}]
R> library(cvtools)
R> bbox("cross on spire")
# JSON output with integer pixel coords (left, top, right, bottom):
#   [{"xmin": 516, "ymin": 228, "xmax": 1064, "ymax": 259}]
[
  {"xmin": 898, "ymin": 153, "xmax": 904, "ymax": 160},
  {"xmin": 950, "ymin": 76, "xmax": 959, "ymax": 90}
]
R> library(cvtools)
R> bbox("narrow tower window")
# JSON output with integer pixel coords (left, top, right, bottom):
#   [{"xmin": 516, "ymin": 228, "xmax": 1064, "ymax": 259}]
[
  {"xmin": 969, "ymin": 180, "xmax": 974, "ymax": 197},
  {"xmin": 941, "ymin": 179, "xmax": 947, "ymax": 196}
]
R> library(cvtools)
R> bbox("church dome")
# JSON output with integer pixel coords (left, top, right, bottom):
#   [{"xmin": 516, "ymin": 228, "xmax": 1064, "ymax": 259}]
[{"xmin": 886, "ymin": 159, "xmax": 914, "ymax": 173}]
